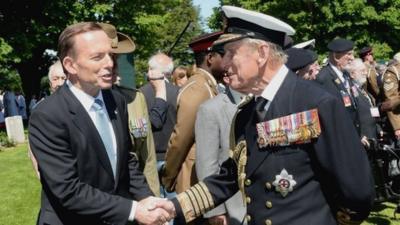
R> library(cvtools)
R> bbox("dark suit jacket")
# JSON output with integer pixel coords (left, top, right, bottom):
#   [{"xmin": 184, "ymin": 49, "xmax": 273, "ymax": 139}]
[
  {"xmin": 29, "ymin": 85, "xmax": 153, "ymax": 225},
  {"xmin": 173, "ymin": 71, "xmax": 374, "ymax": 225},
  {"xmin": 140, "ymin": 81, "xmax": 178, "ymax": 160},
  {"xmin": 315, "ymin": 65, "xmax": 360, "ymax": 132}
]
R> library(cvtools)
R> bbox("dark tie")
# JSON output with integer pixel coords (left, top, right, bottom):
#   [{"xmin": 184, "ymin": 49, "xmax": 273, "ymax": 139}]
[
  {"xmin": 255, "ymin": 97, "xmax": 268, "ymax": 122},
  {"xmin": 92, "ymin": 99, "xmax": 116, "ymax": 177}
]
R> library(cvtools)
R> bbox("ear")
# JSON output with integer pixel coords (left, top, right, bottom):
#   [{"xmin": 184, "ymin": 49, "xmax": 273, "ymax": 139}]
[
  {"xmin": 206, "ymin": 52, "xmax": 214, "ymax": 65},
  {"xmin": 257, "ymin": 44, "xmax": 269, "ymax": 67},
  {"xmin": 63, "ymin": 56, "xmax": 77, "ymax": 75}
]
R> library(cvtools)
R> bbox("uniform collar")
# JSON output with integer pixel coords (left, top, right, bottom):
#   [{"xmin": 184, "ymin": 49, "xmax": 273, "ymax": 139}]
[
  {"xmin": 329, "ymin": 62, "xmax": 344, "ymax": 82},
  {"xmin": 197, "ymin": 68, "xmax": 217, "ymax": 87},
  {"xmin": 259, "ymin": 65, "xmax": 288, "ymax": 102}
]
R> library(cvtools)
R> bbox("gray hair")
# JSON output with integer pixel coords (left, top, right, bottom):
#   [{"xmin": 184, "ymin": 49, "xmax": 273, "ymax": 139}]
[
  {"xmin": 346, "ymin": 58, "xmax": 365, "ymax": 74},
  {"xmin": 148, "ymin": 53, "xmax": 174, "ymax": 76},
  {"xmin": 241, "ymin": 38, "xmax": 288, "ymax": 64},
  {"xmin": 48, "ymin": 60, "xmax": 65, "ymax": 80}
]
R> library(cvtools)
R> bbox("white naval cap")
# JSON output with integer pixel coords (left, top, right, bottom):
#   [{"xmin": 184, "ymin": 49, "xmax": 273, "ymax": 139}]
[
  {"xmin": 293, "ymin": 39, "xmax": 315, "ymax": 49},
  {"xmin": 214, "ymin": 5, "xmax": 295, "ymax": 48}
]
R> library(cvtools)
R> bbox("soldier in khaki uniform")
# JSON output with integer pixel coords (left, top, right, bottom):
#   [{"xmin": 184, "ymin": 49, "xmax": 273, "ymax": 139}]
[
  {"xmin": 382, "ymin": 53, "xmax": 400, "ymax": 140},
  {"xmin": 162, "ymin": 31, "xmax": 224, "ymax": 194},
  {"xmin": 359, "ymin": 46, "xmax": 380, "ymax": 98},
  {"xmin": 99, "ymin": 22, "xmax": 161, "ymax": 196}
]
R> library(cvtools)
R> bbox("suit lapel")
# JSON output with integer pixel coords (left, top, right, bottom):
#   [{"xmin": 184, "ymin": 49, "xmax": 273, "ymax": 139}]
[
  {"xmin": 61, "ymin": 86, "xmax": 115, "ymax": 180},
  {"xmin": 245, "ymin": 73, "xmax": 297, "ymax": 177},
  {"xmin": 102, "ymin": 90, "xmax": 123, "ymax": 185}
]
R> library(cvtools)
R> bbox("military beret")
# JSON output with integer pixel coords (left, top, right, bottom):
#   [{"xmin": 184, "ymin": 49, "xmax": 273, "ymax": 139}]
[
  {"xmin": 213, "ymin": 5, "xmax": 295, "ymax": 48},
  {"xmin": 285, "ymin": 48, "xmax": 318, "ymax": 71},
  {"xmin": 97, "ymin": 23, "xmax": 136, "ymax": 54},
  {"xmin": 189, "ymin": 31, "xmax": 223, "ymax": 53},
  {"xmin": 359, "ymin": 46, "xmax": 372, "ymax": 58},
  {"xmin": 327, "ymin": 38, "xmax": 354, "ymax": 52}
]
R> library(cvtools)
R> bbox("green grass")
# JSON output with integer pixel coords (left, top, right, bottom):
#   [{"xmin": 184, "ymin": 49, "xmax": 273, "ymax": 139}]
[
  {"xmin": 1, "ymin": 143, "xmax": 400, "ymax": 224},
  {"xmin": 0, "ymin": 143, "xmax": 40, "ymax": 225}
]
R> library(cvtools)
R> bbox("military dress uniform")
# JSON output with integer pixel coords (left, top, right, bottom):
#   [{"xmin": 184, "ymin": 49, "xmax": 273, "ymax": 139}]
[
  {"xmin": 113, "ymin": 86, "xmax": 160, "ymax": 196},
  {"xmin": 382, "ymin": 61, "xmax": 400, "ymax": 132},
  {"xmin": 172, "ymin": 66, "xmax": 374, "ymax": 225},
  {"xmin": 170, "ymin": 6, "xmax": 374, "ymax": 225}
]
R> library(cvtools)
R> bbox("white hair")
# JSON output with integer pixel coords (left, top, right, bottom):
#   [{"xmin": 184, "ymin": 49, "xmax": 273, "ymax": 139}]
[
  {"xmin": 48, "ymin": 60, "xmax": 64, "ymax": 80},
  {"xmin": 148, "ymin": 53, "xmax": 174, "ymax": 76},
  {"xmin": 241, "ymin": 38, "xmax": 288, "ymax": 64},
  {"xmin": 346, "ymin": 58, "xmax": 366, "ymax": 74}
]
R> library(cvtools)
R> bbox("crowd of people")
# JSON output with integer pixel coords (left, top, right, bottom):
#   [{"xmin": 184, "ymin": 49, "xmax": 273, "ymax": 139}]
[{"xmin": 21, "ymin": 4, "xmax": 400, "ymax": 225}]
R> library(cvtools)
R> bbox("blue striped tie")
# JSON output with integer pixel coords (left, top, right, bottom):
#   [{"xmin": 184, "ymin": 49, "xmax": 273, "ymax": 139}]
[{"xmin": 92, "ymin": 99, "xmax": 116, "ymax": 177}]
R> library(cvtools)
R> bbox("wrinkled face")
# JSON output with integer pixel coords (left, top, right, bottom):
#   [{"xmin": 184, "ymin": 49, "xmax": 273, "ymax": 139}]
[
  {"xmin": 334, "ymin": 50, "xmax": 354, "ymax": 71},
  {"xmin": 222, "ymin": 40, "xmax": 260, "ymax": 94},
  {"xmin": 49, "ymin": 71, "xmax": 66, "ymax": 93},
  {"xmin": 64, "ymin": 30, "xmax": 114, "ymax": 96},
  {"xmin": 351, "ymin": 67, "xmax": 368, "ymax": 85}
]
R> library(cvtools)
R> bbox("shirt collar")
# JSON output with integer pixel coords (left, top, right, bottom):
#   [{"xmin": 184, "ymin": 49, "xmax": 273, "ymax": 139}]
[
  {"xmin": 229, "ymin": 87, "xmax": 245, "ymax": 105},
  {"xmin": 197, "ymin": 68, "xmax": 217, "ymax": 87},
  {"xmin": 260, "ymin": 65, "xmax": 289, "ymax": 102},
  {"xmin": 329, "ymin": 62, "xmax": 344, "ymax": 82},
  {"xmin": 66, "ymin": 80, "xmax": 104, "ymax": 112}
]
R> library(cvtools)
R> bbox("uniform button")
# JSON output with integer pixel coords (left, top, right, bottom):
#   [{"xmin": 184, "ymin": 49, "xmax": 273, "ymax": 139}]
[
  {"xmin": 246, "ymin": 196, "xmax": 251, "ymax": 204},
  {"xmin": 245, "ymin": 214, "xmax": 251, "ymax": 222},
  {"xmin": 245, "ymin": 179, "xmax": 252, "ymax": 186},
  {"xmin": 265, "ymin": 219, "xmax": 272, "ymax": 225},
  {"xmin": 266, "ymin": 201, "xmax": 272, "ymax": 208},
  {"xmin": 265, "ymin": 182, "xmax": 272, "ymax": 190}
]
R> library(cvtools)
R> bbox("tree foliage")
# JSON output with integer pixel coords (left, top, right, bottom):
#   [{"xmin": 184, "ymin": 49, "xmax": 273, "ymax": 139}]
[
  {"xmin": 209, "ymin": 0, "xmax": 400, "ymax": 60},
  {"xmin": 0, "ymin": 0, "xmax": 201, "ymax": 97}
]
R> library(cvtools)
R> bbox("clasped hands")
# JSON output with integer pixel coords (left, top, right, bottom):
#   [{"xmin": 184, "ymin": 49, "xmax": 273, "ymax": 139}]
[{"xmin": 135, "ymin": 196, "xmax": 176, "ymax": 225}]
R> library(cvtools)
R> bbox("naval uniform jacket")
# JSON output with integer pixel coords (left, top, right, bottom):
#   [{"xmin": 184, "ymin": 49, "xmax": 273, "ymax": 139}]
[{"xmin": 172, "ymin": 69, "xmax": 374, "ymax": 225}]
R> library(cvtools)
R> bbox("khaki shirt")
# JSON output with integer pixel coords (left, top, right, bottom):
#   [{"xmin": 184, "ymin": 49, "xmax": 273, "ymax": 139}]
[
  {"xmin": 127, "ymin": 91, "xmax": 160, "ymax": 196},
  {"xmin": 382, "ymin": 63, "xmax": 400, "ymax": 130},
  {"xmin": 365, "ymin": 62, "xmax": 380, "ymax": 98},
  {"xmin": 162, "ymin": 68, "xmax": 218, "ymax": 193}
]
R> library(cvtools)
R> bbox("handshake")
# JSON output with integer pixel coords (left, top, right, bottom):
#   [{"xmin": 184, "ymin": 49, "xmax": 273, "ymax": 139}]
[{"xmin": 135, "ymin": 196, "xmax": 176, "ymax": 225}]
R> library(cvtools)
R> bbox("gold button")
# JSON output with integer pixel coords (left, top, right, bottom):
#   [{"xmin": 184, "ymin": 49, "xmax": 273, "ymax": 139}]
[
  {"xmin": 265, "ymin": 219, "xmax": 272, "ymax": 225},
  {"xmin": 266, "ymin": 201, "xmax": 272, "ymax": 208},
  {"xmin": 245, "ymin": 179, "xmax": 252, "ymax": 186},
  {"xmin": 265, "ymin": 182, "xmax": 272, "ymax": 190},
  {"xmin": 246, "ymin": 196, "xmax": 251, "ymax": 204},
  {"xmin": 245, "ymin": 215, "xmax": 251, "ymax": 222}
]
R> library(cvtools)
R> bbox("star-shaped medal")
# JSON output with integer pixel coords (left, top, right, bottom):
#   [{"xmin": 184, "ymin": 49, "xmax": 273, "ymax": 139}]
[{"xmin": 272, "ymin": 168, "xmax": 297, "ymax": 197}]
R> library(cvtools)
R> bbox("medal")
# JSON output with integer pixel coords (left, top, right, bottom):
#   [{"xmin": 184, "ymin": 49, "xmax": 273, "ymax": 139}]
[{"xmin": 272, "ymin": 169, "xmax": 297, "ymax": 197}]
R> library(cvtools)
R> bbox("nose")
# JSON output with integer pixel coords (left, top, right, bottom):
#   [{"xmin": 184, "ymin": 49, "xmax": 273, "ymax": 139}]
[{"xmin": 105, "ymin": 53, "xmax": 114, "ymax": 69}]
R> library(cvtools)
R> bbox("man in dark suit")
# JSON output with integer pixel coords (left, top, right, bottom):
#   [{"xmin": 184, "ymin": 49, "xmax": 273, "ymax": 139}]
[
  {"xmin": 154, "ymin": 5, "xmax": 374, "ymax": 225},
  {"xmin": 29, "ymin": 22, "xmax": 173, "ymax": 225},
  {"xmin": 315, "ymin": 38, "xmax": 360, "ymax": 132}
]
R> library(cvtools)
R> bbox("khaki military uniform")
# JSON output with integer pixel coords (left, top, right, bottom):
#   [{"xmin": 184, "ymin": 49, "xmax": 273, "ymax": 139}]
[
  {"xmin": 162, "ymin": 68, "xmax": 218, "ymax": 193},
  {"xmin": 115, "ymin": 86, "xmax": 160, "ymax": 196},
  {"xmin": 382, "ymin": 62, "xmax": 400, "ymax": 131},
  {"xmin": 365, "ymin": 62, "xmax": 380, "ymax": 98}
]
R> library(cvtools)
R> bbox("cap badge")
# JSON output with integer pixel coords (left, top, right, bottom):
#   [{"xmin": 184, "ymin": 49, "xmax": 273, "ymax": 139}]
[{"xmin": 272, "ymin": 168, "xmax": 296, "ymax": 197}]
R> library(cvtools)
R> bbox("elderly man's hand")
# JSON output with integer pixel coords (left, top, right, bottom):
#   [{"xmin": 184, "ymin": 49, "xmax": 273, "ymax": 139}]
[{"xmin": 148, "ymin": 69, "xmax": 166, "ymax": 101}]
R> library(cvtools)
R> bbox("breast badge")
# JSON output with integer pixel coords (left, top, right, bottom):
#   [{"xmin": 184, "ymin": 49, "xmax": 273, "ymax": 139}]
[{"xmin": 272, "ymin": 168, "xmax": 297, "ymax": 197}]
